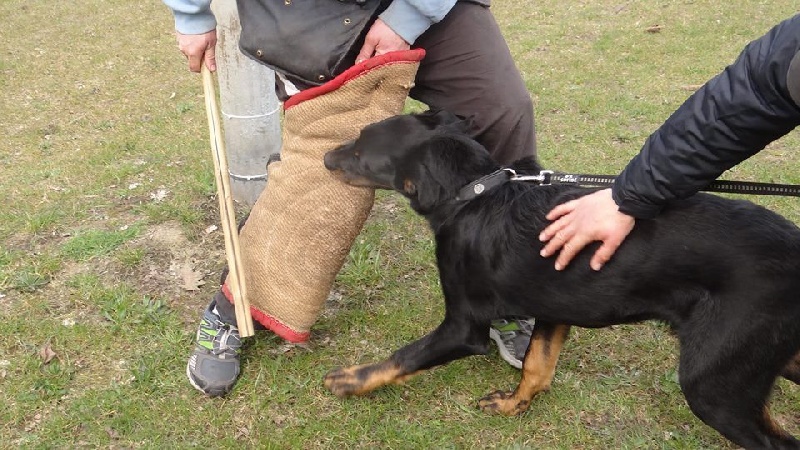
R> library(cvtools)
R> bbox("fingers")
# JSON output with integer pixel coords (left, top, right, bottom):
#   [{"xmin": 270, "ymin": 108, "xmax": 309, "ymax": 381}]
[
  {"xmin": 192, "ymin": 39, "xmax": 216, "ymax": 73},
  {"xmin": 539, "ymin": 220, "xmax": 569, "ymax": 258},
  {"xmin": 552, "ymin": 233, "xmax": 593, "ymax": 271},
  {"xmin": 538, "ymin": 215, "xmax": 583, "ymax": 271},
  {"xmin": 538, "ymin": 200, "xmax": 578, "ymax": 258},
  {"xmin": 537, "ymin": 189, "xmax": 634, "ymax": 271},
  {"xmin": 589, "ymin": 219, "xmax": 633, "ymax": 270},
  {"xmin": 355, "ymin": 49, "xmax": 373, "ymax": 65},
  {"xmin": 203, "ymin": 46, "xmax": 217, "ymax": 72},
  {"xmin": 186, "ymin": 48, "xmax": 214, "ymax": 73},
  {"xmin": 187, "ymin": 53, "xmax": 203, "ymax": 73},
  {"xmin": 175, "ymin": 30, "xmax": 216, "ymax": 73},
  {"xmin": 589, "ymin": 238, "xmax": 623, "ymax": 271},
  {"xmin": 355, "ymin": 37, "xmax": 377, "ymax": 64},
  {"xmin": 356, "ymin": 19, "xmax": 409, "ymax": 64},
  {"xmin": 544, "ymin": 200, "xmax": 577, "ymax": 222}
]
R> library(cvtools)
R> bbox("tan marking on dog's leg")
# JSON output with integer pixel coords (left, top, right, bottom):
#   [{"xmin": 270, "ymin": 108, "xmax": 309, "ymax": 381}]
[
  {"xmin": 324, "ymin": 360, "xmax": 418, "ymax": 397},
  {"xmin": 479, "ymin": 324, "xmax": 571, "ymax": 416}
]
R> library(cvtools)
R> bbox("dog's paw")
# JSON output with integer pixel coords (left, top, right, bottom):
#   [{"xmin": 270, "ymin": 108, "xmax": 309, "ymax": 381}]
[
  {"xmin": 477, "ymin": 390, "xmax": 530, "ymax": 416},
  {"xmin": 324, "ymin": 360, "xmax": 404, "ymax": 397},
  {"xmin": 323, "ymin": 366, "xmax": 363, "ymax": 398}
]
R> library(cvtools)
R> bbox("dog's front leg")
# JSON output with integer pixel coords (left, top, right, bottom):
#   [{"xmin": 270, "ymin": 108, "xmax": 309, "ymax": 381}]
[
  {"xmin": 324, "ymin": 317, "xmax": 487, "ymax": 397},
  {"xmin": 478, "ymin": 322, "xmax": 570, "ymax": 416}
]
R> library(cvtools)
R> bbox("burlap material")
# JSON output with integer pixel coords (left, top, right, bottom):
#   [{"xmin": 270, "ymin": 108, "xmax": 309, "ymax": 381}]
[{"xmin": 227, "ymin": 51, "xmax": 423, "ymax": 341}]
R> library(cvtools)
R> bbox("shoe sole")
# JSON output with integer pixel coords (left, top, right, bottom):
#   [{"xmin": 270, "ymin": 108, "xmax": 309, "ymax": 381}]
[
  {"xmin": 489, "ymin": 328, "xmax": 523, "ymax": 369},
  {"xmin": 186, "ymin": 359, "xmax": 207, "ymax": 394}
]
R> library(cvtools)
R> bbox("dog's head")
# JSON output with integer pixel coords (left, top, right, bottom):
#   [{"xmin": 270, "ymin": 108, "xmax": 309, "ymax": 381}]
[
  {"xmin": 324, "ymin": 110, "xmax": 499, "ymax": 214},
  {"xmin": 323, "ymin": 109, "xmax": 470, "ymax": 189}
]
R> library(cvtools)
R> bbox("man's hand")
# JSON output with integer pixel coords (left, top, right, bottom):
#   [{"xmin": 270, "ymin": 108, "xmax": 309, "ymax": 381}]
[
  {"xmin": 355, "ymin": 19, "xmax": 410, "ymax": 64},
  {"xmin": 176, "ymin": 30, "xmax": 217, "ymax": 72},
  {"xmin": 538, "ymin": 188, "xmax": 635, "ymax": 271}
]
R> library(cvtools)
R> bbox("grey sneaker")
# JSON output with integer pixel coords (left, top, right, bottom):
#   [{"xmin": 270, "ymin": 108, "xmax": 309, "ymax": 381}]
[
  {"xmin": 489, "ymin": 318, "xmax": 535, "ymax": 369},
  {"xmin": 186, "ymin": 294, "xmax": 242, "ymax": 397}
]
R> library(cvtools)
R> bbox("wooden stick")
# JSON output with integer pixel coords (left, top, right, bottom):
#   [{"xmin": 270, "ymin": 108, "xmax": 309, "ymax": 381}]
[{"xmin": 201, "ymin": 64, "xmax": 255, "ymax": 337}]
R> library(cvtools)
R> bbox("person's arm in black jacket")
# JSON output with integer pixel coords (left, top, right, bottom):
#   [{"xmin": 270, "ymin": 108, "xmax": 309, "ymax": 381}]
[
  {"xmin": 613, "ymin": 14, "xmax": 800, "ymax": 219},
  {"xmin": 540, "ymin": 14, "xmax": 800, "ymax": 270}
]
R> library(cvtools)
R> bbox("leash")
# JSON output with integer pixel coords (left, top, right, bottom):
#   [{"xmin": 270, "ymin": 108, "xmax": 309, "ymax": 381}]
[{"xmin": 455, "ymin": 169, "xmax": 800, "ymax": 201}]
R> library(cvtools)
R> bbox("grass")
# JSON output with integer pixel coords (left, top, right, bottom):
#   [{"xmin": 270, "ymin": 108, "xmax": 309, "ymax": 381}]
[{"xmin": 1, "ymin": 0, "xmax": 799, "ymax": 448}]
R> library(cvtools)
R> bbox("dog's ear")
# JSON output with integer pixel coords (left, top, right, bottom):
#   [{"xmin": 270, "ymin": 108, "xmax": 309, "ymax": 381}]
[
  {"xmin": 416, "ymin": 109, "xmax": 471, "ymax": 133},
  {"xmin": 403, "ymin": 135, "xmax": 479, "ymax": 213},
  {"xmin": 413, "ymin": 164, "xmax": 449, "ymax": 213}
]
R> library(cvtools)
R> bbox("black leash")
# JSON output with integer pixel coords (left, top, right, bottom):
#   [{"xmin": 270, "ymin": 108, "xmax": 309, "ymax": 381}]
[{"xmin": 455, "ymin": 169, "xmax": 800, "ymax": 201}]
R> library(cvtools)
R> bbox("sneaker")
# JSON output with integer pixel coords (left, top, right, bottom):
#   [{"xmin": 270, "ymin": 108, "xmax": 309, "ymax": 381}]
[
  {"xmin": 489, "ymin": 318, "xmax": 535, "ymax": 369},
  {"xmin": 186, "ymin": 294, "xmax": 242, "ymax": 397}
]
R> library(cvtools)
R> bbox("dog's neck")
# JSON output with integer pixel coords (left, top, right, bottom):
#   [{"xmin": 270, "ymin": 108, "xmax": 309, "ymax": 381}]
[
  {"xmin": 418, "ymin": 156, "xmax": 546, "ymax": 234},
  {"xmin": 405, "ymin": 133, "xmax": 543, "ymax": 230},
  {"xmin": 454, "ymin": 169, "xmax": 515, "ymax": 202},
  {"xmin": 414, "ymin": 160, "xmax": 500, "ymax": 233}
]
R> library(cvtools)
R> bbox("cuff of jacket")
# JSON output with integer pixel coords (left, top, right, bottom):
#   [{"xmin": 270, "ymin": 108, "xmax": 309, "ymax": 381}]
[
  {"xmin": 611, "ymin": 185, "xmax": 663, "ymax": 220},
  {"xmin": 173, "ymin": 10, "xmax": 216, "ymax": 35},
  {"xmin": 380, "ymin": 0, "xmax": 456, "ymax": 44}
]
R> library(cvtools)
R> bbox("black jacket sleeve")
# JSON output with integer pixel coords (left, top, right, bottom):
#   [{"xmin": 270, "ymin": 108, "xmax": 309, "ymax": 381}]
[{"xmin": 611, "ymin": 14, "xmax": 800, "ymax": 220}]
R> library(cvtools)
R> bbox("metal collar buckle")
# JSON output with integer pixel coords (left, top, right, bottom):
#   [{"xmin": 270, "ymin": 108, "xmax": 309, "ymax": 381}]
[{"xmin": 507, "ymin": 169, "xmax": 554, "ymax": 185}]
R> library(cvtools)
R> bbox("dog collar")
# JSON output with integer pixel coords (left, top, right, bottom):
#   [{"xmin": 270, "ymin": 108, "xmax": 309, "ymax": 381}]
[{"xmin": 455, "ymin": 169, "xmax": 556, "ymax": 201}]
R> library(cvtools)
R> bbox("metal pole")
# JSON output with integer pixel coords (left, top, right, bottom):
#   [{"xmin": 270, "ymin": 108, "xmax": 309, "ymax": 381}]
[{"xmin": 211, "ymin": 0, "xmax": 281, "ymax": 207}]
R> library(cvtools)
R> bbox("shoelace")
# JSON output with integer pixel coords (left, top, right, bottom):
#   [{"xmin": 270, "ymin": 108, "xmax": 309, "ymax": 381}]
[
  {"xmin": 206, "ymin": 318, "xmax": 240, "ymax": 356},
  {"xmin": 214, "ymin": 327, "xmax": 239, "ymax": 355},
  {"xmin": 518, "ymin": 319, "xmax": 535, "ymax": 334}
]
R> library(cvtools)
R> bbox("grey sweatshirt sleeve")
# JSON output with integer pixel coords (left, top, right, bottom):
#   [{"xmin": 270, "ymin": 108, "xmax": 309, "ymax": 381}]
[
  {"xmin": 379, "ymin": 0, "xmax": 457, "ymax": 44},
  {"xmin": 162, "ymin": 0, "xmax": 216, "ymax": 34}
]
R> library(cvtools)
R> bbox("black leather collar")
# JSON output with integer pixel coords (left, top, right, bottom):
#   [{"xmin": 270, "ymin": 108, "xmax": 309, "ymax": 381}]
[{"xmin": 454, "ymin": 169, "xmax": 515, "ymax": 201}]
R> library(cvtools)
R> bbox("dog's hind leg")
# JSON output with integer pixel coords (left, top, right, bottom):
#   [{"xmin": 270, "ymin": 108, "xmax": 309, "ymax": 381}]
[
  {"xmin": 324, "ymin": 316, "xmax": 489, "ymax": 397},
  {"xmin": 781, "ymin": 351, "xmax": 800, "ymax": 384},
  {"xmin": 679, "ymin": 339, "xmax": 800, "ymax": 449},
  {"xmin": 681, "ymin": 373, "xmax": 799, "ymax": 449},
  {"xmin": 478, "ymin": 322, "xmax": 570, "ymax": 416}
]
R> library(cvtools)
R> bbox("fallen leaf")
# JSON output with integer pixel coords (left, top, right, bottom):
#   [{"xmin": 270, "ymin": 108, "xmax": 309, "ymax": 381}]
[
  {"xmin": 234, "ymin": 426, "xmax": 250, "ymax": 439},
  {"xmin": 180, "ymin": 264, "xmax": 206, "ymax": 291},
  {"xmin": 24, "ymin": 413, "xmax": 42, "ymax": 432},
  {"xmin": 106, "ymin": 427, "xmax": 120, "ymax": 440},
  {"xmin": 149, "ymin": 188, "xmax": 169, "ymax": 202},
  {"xmin": 39, "ymin": 344, "xmax": 57, "ymax": 364}
]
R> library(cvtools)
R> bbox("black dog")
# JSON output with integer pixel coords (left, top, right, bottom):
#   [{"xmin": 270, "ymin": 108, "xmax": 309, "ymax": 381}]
[{"xmin": 322, "ymin": 110, "xmax": 800, "ymax": 449}]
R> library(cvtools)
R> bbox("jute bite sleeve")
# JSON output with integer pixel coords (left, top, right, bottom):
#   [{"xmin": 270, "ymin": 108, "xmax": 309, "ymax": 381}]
[{"xmin": 222, "ymin": 50, "xmax": 425, "ymax": 342}]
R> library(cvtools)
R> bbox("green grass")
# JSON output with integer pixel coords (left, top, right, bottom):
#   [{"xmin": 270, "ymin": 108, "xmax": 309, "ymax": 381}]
[{"xmin": 1, "ymin": 0, "xmax": 799, "ymax": 448}]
